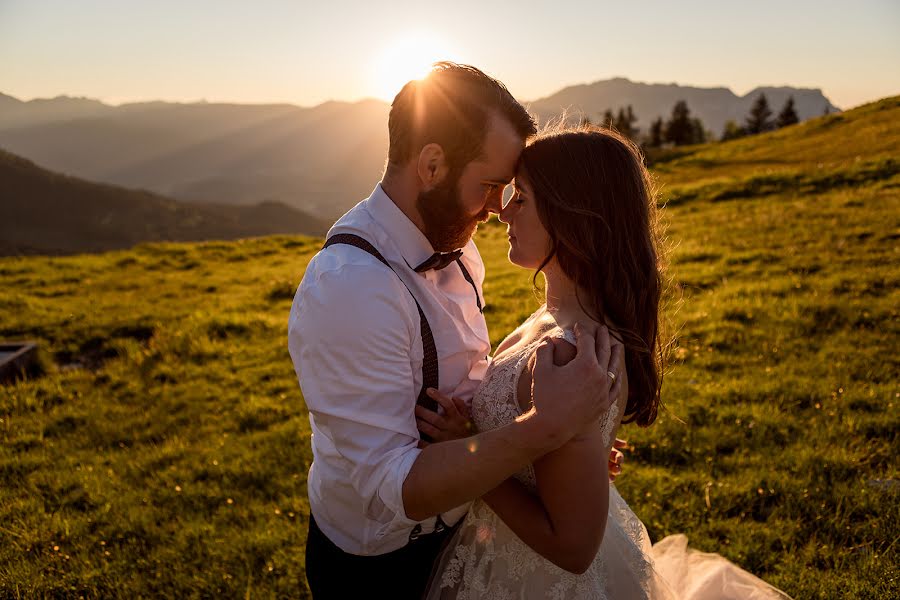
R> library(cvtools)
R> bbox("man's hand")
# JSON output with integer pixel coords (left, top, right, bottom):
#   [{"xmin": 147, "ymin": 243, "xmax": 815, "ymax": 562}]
[
  {"xmin": 415, "ymin": 388, "xmax": 473, "ymax": 447},
  {"xmin": 609, "ymin": 438, "xmax": 627, "ymax": 482},
  {"xmin": 528, "ymin": 324, "xmax": 624, "ymax": 445}
]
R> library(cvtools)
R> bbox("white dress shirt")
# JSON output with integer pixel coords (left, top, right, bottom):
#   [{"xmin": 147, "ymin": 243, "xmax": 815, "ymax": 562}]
[{"xmin": 288, "ymin": 184, "xmax": 491, "ymax": 555}]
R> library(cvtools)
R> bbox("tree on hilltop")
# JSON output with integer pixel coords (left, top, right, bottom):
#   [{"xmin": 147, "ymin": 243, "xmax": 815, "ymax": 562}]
[
  {"xmin": 721, "ymin": 120, "xmax": 746, "ymax": 141},
  {"xmin": 665, "ymin": 100, "xmax": 697, "ymax": 146},
  {"xmin": 776, "ymin": 96, "xmax": 799, "ymax": 128},
  {"xmin": 614, "ymin": 105, "xmax": 639, "ymax": 140},
  {"xmin": 691, "ymin": 118, "xmax": 708, "ymax": 144},
  {"xmin": 648, "ymin": 117, "xmax": 664, "ymax": 147},
  {"xmin": 745, "ymin": 93, "xmax": 774, "ymax": 135},
  {"xmin": 601, "ymin": 109, "xmax": 615, "ymax": 129}
]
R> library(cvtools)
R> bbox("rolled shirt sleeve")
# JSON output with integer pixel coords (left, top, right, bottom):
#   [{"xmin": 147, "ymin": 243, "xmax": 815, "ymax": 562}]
[{"xmin": 289, "ymin": 257, "xmax": 426, "ymax": 546}]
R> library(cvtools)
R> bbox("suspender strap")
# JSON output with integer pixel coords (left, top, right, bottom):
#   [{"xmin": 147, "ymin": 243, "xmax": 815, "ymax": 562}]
[
  {"xmin": 323, "ymin": 233, "xmax": 462, "ymax": 541},
  {"xmin": 323, "ymin": 234, "xmax": 439, "ymax": 415},
  {"xmin": 455, "ymin": 258, "xmax": 483, "ymax": 313}
]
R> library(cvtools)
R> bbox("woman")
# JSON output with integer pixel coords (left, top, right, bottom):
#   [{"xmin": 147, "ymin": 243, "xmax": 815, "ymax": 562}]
[{"xmin": 420, "ymin": 126, "xmax": 791, "ymax": 599}]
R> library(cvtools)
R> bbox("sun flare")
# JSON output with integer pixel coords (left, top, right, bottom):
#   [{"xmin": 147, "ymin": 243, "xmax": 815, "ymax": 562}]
[{"xmin": 372, "ymin": 33, "xmax": 461, "ymax": 101}]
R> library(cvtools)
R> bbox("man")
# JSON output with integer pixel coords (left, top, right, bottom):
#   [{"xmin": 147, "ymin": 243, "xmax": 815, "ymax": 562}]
[{"xmin": 288, "ymin": 62, "xmax": 622, "ymax": 599}]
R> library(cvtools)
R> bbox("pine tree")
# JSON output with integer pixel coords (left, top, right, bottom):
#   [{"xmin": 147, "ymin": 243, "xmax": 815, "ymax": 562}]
[
  {"xmin": 615, "ymin": 108, "xmax": 627, "ymax": 132},
  {"xmin": 648, "ymin": 117, "xmax": 664, "ymax": 147},
  {"xmin": 721, "ymin": 120, "xmax": 745, "ymax": 141},
  {"xmin": 664, "ymin": 100, "xmax": 694, "ymax": 146},
  {"xmin": 690, "ymin": 118, "xmax": 707, "ymax": 144},
  {"xmin": 626, "ymin": 105, "xmax": 638, "ymax": 139},
  {"xmin": 614, "ymin": 105, "xmax": 639, "ymax": 139},
  {"xmin": 601, "ymin": 109, "xmax": 615, "ymax": 128},
  {"xmin": 745, "ymin": 93, "xmax": 774, "ymax": 135},
  {"xmin": 776, "ymin": 96, "xmax": 799, "ymax": 128}
]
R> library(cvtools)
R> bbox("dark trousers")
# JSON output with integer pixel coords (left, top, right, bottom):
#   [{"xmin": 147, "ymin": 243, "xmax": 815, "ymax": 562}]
[{"xmin": 305, "ymin": 514, "xmax": 453, "ymax": 600}]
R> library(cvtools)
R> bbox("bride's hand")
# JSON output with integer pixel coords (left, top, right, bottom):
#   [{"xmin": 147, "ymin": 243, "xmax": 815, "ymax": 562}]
[
  {"xmin": 415, "ymin": 388, "xmax": 474, "ymax": 447},
  {"xmin": 609, "ymin": 438, "xmax": 627, "ymax": 482}
]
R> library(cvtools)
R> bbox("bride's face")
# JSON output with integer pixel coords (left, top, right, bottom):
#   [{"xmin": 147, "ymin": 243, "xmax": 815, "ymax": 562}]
[{"xmin": 499, "ymin": 174, "xmax": 551, "ymax": 270}]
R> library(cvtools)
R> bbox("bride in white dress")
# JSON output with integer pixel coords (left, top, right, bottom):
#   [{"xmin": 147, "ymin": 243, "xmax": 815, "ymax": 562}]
[{"xmin": 420, "ymin": 126, "xmax": 791, "ymax": 599}]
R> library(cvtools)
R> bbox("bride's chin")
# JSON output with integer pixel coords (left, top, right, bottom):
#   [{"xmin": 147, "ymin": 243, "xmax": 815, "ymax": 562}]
[{"xmin": 507, "ymin": 250, "xmax": 526, "ymax": 268}]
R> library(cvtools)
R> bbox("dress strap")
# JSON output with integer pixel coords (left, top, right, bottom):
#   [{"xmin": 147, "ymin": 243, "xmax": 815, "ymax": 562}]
[{"xmin": 558, "ymin": 328, "xmax": 577, "ymax": 345}]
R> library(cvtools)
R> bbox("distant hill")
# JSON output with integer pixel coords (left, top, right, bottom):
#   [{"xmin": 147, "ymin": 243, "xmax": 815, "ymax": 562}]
[
  {"xmin": 0, "ymin": 97, "xmax": 390, "ymax": 220},
  {"xmin": 0, "ymin": 80, "xmax": 839, "ymax": 219},
  {"xmin": 0, "ymin": 149, "xmax": 331, "ymax": 255},
  {"xmin": 651, "ymin": 96, "xmax": 899, "ymax": 188},
  {"xmin": 0, "ymin": 93, "xmax": 111, "ymax": 129},
  {"xmin": 527, "ymin": 78, "xmax": 839, "ymax": 137}
]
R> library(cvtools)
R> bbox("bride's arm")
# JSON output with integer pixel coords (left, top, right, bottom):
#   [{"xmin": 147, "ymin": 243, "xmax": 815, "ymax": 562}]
[
  {"xmin": 481, "ymin": 339, "xmax": 615, "ymax": 574},
  {"xmin": 482, "ymin": 424, "xmax": 609, "ymax": 574}
]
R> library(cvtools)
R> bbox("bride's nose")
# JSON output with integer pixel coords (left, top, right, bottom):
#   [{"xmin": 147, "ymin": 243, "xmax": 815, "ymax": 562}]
[{"xmin": 499, "ymin": 202, "xmax": 513, "ymax": 224}]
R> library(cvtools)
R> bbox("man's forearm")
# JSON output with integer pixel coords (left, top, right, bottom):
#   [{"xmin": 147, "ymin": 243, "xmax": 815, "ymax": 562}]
[{"xmin": 402, "ymin": 410, "xmax": 563, "ymax": 520}]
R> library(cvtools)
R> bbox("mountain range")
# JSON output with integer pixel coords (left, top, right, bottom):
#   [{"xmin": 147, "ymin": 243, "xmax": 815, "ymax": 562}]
[
  {"xmin": 0, "ymin": 79, "xmax": 839, "ymax": 224},
  {"xmin": 528, "ymin": 78, "xmax": 838, "ymax": 134}
]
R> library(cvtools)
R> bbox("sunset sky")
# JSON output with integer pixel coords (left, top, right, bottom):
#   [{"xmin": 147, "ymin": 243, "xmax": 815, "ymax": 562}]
[{"xmin": 2, "ymin": 0, "xmax": 898, "ymax": 110}]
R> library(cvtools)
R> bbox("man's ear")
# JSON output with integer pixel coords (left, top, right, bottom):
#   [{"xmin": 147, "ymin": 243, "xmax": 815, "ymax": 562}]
[{"xmin": 416, "ymin": 143, "xmax": 449, "ymax": 190}]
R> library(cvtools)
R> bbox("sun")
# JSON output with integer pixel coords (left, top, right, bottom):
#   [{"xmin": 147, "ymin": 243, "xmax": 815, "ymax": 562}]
[{"xmin": 371, "ymin": 33, "xmax": 461, "ymax": 102}]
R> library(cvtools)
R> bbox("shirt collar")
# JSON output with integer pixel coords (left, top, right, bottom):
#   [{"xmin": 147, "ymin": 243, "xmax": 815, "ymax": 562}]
[{"xmin": 367, "ymin": 183, "xmax": 438, "ymax": 269}]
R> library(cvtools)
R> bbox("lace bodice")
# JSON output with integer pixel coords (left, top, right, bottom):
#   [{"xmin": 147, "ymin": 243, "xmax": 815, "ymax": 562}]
[
  {"xmin": 471, "ymin": 317, "xmax": 622, "ymax": 492},
  {"xmin": 428, "ymin": 312, "xmax": 793, "ymax": 600},
  {"xmin": 427, "ymin": 313, "xmax": 645, "ymax": 600}
]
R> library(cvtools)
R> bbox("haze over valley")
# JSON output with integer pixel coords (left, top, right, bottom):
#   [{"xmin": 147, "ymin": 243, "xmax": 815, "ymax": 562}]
[{"xmin": 1, "ymin": 78, "xmax": 839, "ymax": 230}]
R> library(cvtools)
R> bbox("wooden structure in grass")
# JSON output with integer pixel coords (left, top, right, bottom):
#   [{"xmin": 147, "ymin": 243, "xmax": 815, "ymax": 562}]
[{"xmin": 0, "ymin": 341, "xmax": 38, "ymax": 382}]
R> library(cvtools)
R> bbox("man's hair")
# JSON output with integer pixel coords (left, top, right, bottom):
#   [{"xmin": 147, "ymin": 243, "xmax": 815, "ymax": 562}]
[{"xmin": 387, "ymin": 62, "xmax": 536, "ymax": 171}]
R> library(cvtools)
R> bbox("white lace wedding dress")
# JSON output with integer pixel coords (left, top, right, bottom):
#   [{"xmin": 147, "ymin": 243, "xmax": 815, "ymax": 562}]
[{"xmin": 425, "ymin": 316, "xmax": 791, "ymax": 600}]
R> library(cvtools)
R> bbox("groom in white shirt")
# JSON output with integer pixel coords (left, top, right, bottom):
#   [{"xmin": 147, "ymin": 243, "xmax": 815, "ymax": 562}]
[{"xmin": 289, "ymin": 62, "xmax": 621, "ymax": 599}]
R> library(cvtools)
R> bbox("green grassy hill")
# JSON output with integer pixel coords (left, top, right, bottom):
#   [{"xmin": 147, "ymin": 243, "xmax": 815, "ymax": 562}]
[
  {"xmin": 1, "ymin": 98, "xmax": 898, "ymax": 598},
  {"xmin": 653, "ymin": 96, "xmax": 899, "ymax": 185},
  {"xmin": 0, "ymin": 149, "xmax": 331, "ymax": 255}
]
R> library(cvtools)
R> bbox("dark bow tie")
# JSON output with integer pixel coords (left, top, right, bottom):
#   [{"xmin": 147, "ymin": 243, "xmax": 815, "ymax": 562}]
[{"xmin": 414, "ymin": 250, "xmax": 463, "ymax": 273}]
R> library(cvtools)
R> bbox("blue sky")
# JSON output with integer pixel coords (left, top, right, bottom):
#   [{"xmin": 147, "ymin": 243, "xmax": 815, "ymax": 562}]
[{"xmin": 1, "ymin": 0, "xmax": 898, "ymax": 109}]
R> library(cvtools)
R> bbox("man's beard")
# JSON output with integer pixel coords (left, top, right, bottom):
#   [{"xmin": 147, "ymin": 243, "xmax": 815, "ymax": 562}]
[{"xmin": 417, "ymin": 176, "xmax": 486, "ymax": 252}]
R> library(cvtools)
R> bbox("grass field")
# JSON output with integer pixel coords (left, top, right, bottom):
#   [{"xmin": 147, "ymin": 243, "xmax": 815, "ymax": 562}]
[{"xmin": 1, "ymin": 98, "xmax": 898, "ymax": 598}]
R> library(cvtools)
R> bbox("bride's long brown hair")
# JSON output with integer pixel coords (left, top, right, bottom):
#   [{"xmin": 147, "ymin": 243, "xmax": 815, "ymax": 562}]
[{"xmin": 520, "ymin": 125, "xmax": 666, "ymax": 426}]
